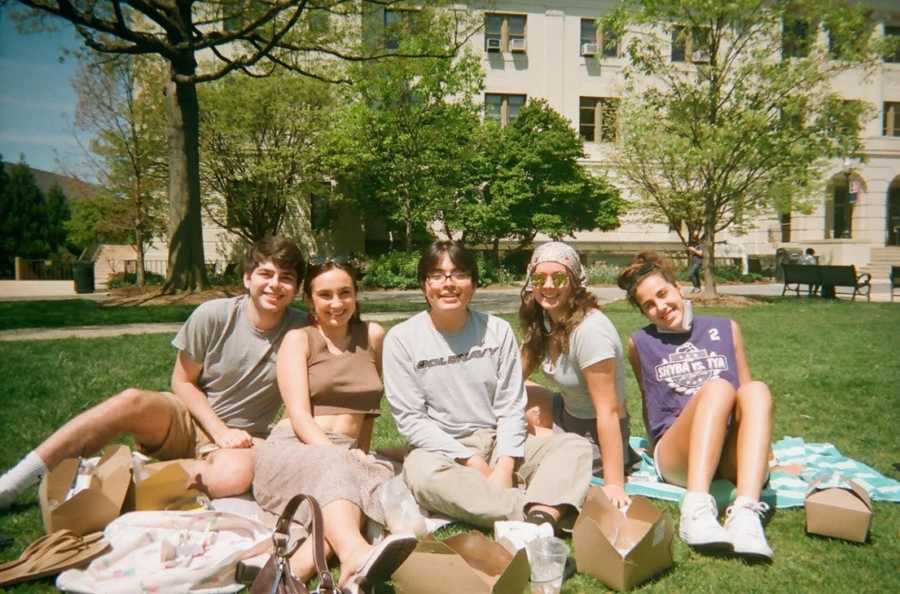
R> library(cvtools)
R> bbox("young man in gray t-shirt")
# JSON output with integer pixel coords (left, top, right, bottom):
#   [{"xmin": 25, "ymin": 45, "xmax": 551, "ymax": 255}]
[
  {"xmin": 0, "ymin": 237, "xmax": 306, "ymax": 508},
  {"xmin": 384, "ymin": 242, "xmax": 593, "ymax": 529}
]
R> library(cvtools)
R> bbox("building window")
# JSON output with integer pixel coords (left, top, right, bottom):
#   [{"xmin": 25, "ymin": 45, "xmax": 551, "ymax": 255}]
[
  {"xmin": 580, "ymin": 18, "xmax": 619, "ymax": 57},
  {"xmin": 671, "ymin": 25, "xmax": 710, "ymax": 63},
  {"xmin": 825, "ymin": 177, "xmax": 854, "ymax": 239},
  {"xmin": 886, "ymin": 25, "xmax": 900, "ymax": 63},
  {"xmin": 779, "ymin": 211, "xmax": 792, "ymax": 243},
  {"xmin": 782, "ymin": 17, "xmax": 812, "ymax": 59},
  {"xmin": 579, "ymin": 97, "xmax": 620, "ymax": 142},
  {"xmin": 485, "ymin": 13, "xmax": 527, "ymax": 53},
  {"xmin": 384, "ymin": 8, "xmax": 417, "ymax": 50},
  {"xmin": 485, "ymin": 94, "xmax": 526, "ymax": 126},
  {"xmin": 884, "ymin": 102, "xmax": 900, "ymax": 136}
]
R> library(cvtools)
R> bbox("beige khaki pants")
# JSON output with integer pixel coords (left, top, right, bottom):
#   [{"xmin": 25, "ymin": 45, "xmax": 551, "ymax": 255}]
[{"xmin": 402, "ymin": 428, "xmax": 593, "ymax": 528}]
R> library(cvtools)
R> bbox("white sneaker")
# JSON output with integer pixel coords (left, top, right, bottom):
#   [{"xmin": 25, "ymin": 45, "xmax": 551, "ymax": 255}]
[
  {"xmin": 724, "ymin": 500, "xmax": 773, "ymax": 560},
  {"xmin": 679, "ymin": 492, "xmax": 731, "ymax": 549}
]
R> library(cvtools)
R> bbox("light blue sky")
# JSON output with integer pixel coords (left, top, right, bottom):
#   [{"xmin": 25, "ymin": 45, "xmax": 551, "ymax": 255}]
[{"xmin": 0, "ymin": 7, "xmax": 92, "ymax": 179}]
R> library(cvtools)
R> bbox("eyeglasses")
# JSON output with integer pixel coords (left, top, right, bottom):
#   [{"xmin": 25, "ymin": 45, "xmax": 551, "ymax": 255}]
[
  {"xmin": 425, "ymin": 270, "xmax": 472, "ymax": 284},
  {"xmin": 530, "ymin": 271, "xmax": 569, "ymax": 289}
]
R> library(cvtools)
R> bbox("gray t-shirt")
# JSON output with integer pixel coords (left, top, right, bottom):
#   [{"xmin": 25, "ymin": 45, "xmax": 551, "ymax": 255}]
[
  {"xmin": 171, "ymin": 296, "xmax": 306, "ymax": 437},
  {"xmin": 541, "ymin": 309, "xmax": 626, "ymax": 419},
  {"xmin": 383, "ymin": 309, "xmax": 527, "ymax": 460}
]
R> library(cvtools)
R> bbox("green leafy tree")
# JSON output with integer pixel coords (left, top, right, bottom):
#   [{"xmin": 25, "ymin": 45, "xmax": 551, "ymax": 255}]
[
  {"xmin": 199, "ymin": 71, "xmax": 335, "ymax": 249},
  {"xmin": 66, "ymin": 194, "xmax": 130, "ymax": 251},
  {"xmin": 0, "ymin": 160, "xmax": 50, "ymax": 273},
  {"xmin": 334, "ymin": 20, "xmax": 484, "ymax": 251},
  {"xmin": 73, "ymin": 54, "xmax": 168, "ymax": 286},
  {"xmin": 12, "ymin": 0, "xmax": 478, "ymax": 292},
  {"xmin": 45, "ymin": 185, "xmax": 72, "ymax": 254},
  {"xmin": 454, "ymin": 100, "xmax": 622, "ymax": 261},
  {"xmin": 606, "ymin": 0, "xmax": 885, "ymax": 295}
]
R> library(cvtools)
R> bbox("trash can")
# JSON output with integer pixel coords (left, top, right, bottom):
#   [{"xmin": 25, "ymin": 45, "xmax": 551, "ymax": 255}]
[{"xmin": 72, "ymin": 261, "xmax": 95, "ymax": 294}]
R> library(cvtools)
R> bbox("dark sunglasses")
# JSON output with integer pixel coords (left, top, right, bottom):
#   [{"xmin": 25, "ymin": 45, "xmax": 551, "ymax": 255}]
[{"xmin": 530, "ymin": 271, "xmax": 569, "ymax": 289}]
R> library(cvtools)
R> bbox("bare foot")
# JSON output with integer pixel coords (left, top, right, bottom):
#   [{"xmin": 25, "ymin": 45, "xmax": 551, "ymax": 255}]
[{"xmin": 338, "ymin": 543, "xmax": 373, "ymax": 588}]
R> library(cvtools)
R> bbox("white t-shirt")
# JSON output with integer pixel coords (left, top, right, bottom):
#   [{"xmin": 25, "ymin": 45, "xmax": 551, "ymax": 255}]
[{"xmin": 541, "ymin": 309, "xmax": 625, "ymax": 419}]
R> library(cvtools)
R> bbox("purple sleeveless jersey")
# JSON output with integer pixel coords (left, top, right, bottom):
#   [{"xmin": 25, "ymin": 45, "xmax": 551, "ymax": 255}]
[{"xmin": 631, "ymin": 316, "xmax": 740, "ymax": 443}]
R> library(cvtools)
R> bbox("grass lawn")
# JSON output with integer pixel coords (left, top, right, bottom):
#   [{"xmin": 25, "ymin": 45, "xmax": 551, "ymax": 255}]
[
  {"xmin": 1, "ymin": 299, "xmax": 898, "ymax": 593},
  {"xmin": 0, "ymin": 298, "xmax": 426, "ymax": 331}
]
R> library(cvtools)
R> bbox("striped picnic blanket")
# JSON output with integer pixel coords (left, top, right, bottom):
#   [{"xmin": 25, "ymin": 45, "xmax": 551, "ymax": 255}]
[{"xmin": 592, "ymin": 436, "xmax": 900, "ymax": 509}]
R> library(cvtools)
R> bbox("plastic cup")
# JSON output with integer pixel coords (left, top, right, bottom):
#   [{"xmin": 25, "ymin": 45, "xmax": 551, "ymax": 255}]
[{"xmin": 526, "ymin": 536, "xmax": 570, "ymax": 594}]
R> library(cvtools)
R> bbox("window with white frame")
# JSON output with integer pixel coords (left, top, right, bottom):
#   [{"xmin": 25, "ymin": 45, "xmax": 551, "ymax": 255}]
[
  {"xmin": 579, "ymin": 97, "xmax": 620, "ymax": 142},
  {"xmin": 885, "ymin": 102, "xmax": 900, "ymax": 136},
  {"xmin": 671, "ymin": 25, "xmax": 710, "ymax": 63},
  {"xmin": 580, "ymin": 18, "xmax": 619, "ymax": 58},
  {"xmin": 485, "ymin": 13, "xmax": 527, "ymax": 53},
  {"xmin": 485, "ymin": 93, "xmax": 526, "ymax": 126}
]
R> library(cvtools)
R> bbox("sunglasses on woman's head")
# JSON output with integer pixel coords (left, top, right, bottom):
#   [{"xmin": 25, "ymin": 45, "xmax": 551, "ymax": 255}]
[{"xmin": 530, "ymin": 271, "xmax": 569, "ymax": 289}]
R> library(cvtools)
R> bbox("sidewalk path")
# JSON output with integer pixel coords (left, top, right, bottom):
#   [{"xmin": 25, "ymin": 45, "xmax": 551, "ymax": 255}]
[{"xmin": 0, "ymin": 282, "xmax": 892, "ymax": 342}]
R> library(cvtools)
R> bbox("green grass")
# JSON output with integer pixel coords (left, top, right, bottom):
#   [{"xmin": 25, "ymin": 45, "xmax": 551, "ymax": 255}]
[
  {"xmin": 1, "ymin": 299, "xmax": 899, "ymax": 593},
  {"xmin": 0, "ymin": 298, "xmax": 428, "ymax": 331}
]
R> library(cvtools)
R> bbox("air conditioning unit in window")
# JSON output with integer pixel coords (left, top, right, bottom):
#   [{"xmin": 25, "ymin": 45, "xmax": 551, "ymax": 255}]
[
  {"xmin": 486, "ymin": 38, "xmax": 502, "ymax": 51},
  {"xmin": 509, "ymin": 37, "xmax": 527, "ymax": 52},
  {"xmin": 691, "ymin": 49, "xmax": 710, "ymax": 63},
  {"xmin": 581, "ymin": 42, "xmax": 600, "ymax": 56}
]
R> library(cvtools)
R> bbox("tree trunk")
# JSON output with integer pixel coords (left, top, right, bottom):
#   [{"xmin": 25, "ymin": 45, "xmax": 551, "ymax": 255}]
[
  {"xmin": 135, "ymin": 228, "xmax": 146, "ymax": 287},
  {"xmin": 162, "ymin": 56, "xmax": 208, "ymax": 293},
  {"xmin": 492, "ymin": 237, "xmax": 501, "ymax": 267},
  {"xmin": 701, "ymin": 213, "xmax": 717, "ymax": 298}
]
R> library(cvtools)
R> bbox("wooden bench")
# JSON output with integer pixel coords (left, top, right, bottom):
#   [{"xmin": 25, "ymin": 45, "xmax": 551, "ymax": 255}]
[
  {"xmin": 782, "ymin": 264, "xmax": 871, "ymax": 301},
  {"xmin": 891, "ymin": 266, "xmax": 900, "ymax": 303}
]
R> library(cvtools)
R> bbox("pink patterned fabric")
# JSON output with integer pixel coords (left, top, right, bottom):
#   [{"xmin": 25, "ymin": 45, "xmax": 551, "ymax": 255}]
[{"xmin": 525, "ymin": 241, "xmax": 588, "ymax": 289}]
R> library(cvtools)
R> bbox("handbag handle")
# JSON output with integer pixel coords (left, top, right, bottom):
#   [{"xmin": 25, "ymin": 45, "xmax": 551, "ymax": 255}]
[{"xmin": 274, "ymin": 494, "xmax": 336, "ymax": 593}]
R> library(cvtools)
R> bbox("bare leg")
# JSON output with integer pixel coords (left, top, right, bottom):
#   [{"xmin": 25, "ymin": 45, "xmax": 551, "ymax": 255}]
[
  {"xmin": 191, "ymin": 448, "xmax": 257, "ymax": 498},
  {"xmin": 35, "ymin": 388, "xmax": 174, "ymax": 468},
  {"xmin": 525, "ymin": 383, "xmax": 555, "ymax": 437},
  {"xmin": 289, "ymin": 499, "xmax": 371, "ymax": 587},
  {"xmin": 655, "ymin": 379, "xmax": 736, "ymax": 491},
  {"xmin": 717, "ymin": 381, "xmax": 773, "ymax": 500}
]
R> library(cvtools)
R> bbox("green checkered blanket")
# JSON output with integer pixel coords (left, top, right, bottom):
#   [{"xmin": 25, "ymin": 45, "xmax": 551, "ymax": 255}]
[{"xmin": 592, "ymin": 436, "xmax": 900, "ymax": 509}]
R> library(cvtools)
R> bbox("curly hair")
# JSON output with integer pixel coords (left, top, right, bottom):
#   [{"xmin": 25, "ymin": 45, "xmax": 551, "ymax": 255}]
[
  {"xmin": 519, "ymin": 267, "xmax": 601, "ymax": 373},
  {"xmin": 616, "ymin": 251, "xmax": 678, "ymax": 309}
]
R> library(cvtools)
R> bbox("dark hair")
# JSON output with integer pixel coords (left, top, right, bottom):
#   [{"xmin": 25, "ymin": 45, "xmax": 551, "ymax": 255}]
[
  {"xmin": 417, "ymin": 241, "xmax": 479, "ymax": 287},
  {"xmin": 616, "ymin": 251, "xmax": 678, "ymax": 308},
  {"xmin": 805, "ymin": 247, "xmax": 815, "ymax": 255},
  {"xmin": 303, "ymin": 257, "xmax": 362, "ymax": 324},
  {"xmin": 244, "ymin": 236, "xmax": 305, "ymax": 285},
  {"xmin": 519, "ymin": 267, "xmax": 600, "ymax": 372}
]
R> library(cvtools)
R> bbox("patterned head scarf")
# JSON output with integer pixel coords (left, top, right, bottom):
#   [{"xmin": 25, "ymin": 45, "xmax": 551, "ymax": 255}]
[{"xmin": 525, "ymin": 241, "xmax": 588, "ymax": 291}]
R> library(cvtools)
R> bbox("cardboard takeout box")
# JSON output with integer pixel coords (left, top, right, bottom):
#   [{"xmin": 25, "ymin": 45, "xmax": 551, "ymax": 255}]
[
  {"xmin": 39, "ymin": 444, "xmax": 132, "ymax": 536},
  {"xmin": 130, "ymin": 459, "xmax": 204, "ymax": 511},
  {"xmin": 573, "ymin": 487, "xmax": 674, "ymax": 591},
  {"xmin": 392, "ymin": 531, "xmax": 530, "ymax": 594},
  {"xmin": 805, "ymin": 478, "xmax": 872, "ymax": 543}
]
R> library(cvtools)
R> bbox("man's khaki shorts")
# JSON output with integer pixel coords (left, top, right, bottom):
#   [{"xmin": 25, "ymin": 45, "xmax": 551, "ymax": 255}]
[{"xmin": 138, "ymin": 392, "xmax": 217, "ymax": 460}]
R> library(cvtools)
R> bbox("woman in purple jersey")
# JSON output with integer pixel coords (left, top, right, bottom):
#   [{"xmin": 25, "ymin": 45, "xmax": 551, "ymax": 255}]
[{"xmin": 617, "ymin": 252, "xmax": 774, "ymax": 560}]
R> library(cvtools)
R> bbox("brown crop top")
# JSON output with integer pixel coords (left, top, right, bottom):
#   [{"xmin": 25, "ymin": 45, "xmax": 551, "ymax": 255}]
[{"xmin": 304, "ymin": 321, "xmax": 383, "ymax": 416}]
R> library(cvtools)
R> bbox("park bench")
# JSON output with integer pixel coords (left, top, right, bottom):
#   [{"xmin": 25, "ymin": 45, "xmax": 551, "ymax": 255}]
[
  {"xmin": 891, "ymin": 266, "xmax": 900, "ymax": 302},
  {"xmin": 782, "ymin": 264, "xmax": 871, "ymax": 301}
]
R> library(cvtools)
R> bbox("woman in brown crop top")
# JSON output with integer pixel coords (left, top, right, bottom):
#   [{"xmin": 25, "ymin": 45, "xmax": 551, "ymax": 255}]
[{"xmin": 253, "ymin": 258, "xmax": 416, "ymax": 593}]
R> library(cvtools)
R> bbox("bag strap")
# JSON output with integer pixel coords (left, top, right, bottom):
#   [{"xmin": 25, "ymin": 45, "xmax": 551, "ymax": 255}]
[{"xmin": 274, "ymin": 494, "xmax": 337, "ymax": 593}]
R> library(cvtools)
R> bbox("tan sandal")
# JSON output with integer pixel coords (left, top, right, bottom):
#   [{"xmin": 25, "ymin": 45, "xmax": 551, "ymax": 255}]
[{"xmin": 0, "ymin": 530, "xmax": 109, "ymax": 587}]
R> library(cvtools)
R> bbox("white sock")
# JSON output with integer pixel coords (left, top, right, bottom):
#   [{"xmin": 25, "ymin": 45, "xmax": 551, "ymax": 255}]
[
  {"xmin": 732, "ymin": 495, "xmax": 758, "ymax": 509},
  {"xmin": 681, "ymin": 490, "xmax": 710, "ymax": 511},
  {"xmin": 0, "ymin": 451, "xmax": 48, "ymax": 509}
]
